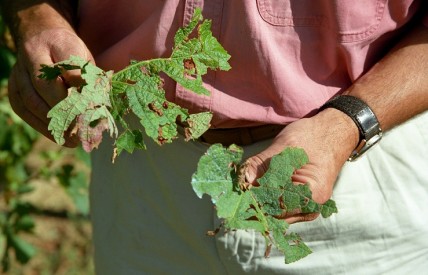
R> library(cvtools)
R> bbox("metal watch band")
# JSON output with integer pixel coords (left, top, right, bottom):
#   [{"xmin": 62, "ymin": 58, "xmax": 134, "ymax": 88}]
[{"xmin": 320, "ymin": 95, "xmax": 382, "ymax": 161}]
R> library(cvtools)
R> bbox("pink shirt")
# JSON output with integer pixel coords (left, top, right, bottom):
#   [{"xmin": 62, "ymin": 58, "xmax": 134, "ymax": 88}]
[{"xmin": 78, "ymin": 0, "xmax": 426, "ymax": 128}]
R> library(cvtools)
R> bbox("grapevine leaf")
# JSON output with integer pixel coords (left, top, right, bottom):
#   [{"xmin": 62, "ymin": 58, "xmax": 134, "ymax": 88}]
[
  {"xmin": 114, "ymin": 129, "xmax": 146, "ymax": 156},
  {"xmin": 75, "ymin": 106, "xmax": 117, "ymax": 152},
  {"xmin": 172, "ymin": 9, "xmax": 231, "ymax": 72},
  {"xmin": 38, "ymin": 63, "xmax": 80, "ymax": 80},
  {"xmin": 47, "ymin": 88, "xmax": 89, "ymax": 145},
  {"xmin": 191, "ymin": 144, "xmax": 243, "ymax": 200},
  {"xmin": 275, "ymin": 231, "xmax": 312, "ymax": 264},
  {"xmin": 122, "ymin": 76, "xmax": 188, "ymax": 144},
  {"xmin": 265, "ymin": 217, "xmax": 312, "ymax": 263},
  {"xmin": 43, "ymin": 56, "xmax": 117, "ymax": 148},
  {"xmin": 43, "ymin": 8, "xmax": 229, "ymax": 154},
  {"xmin": 167, "ymin": 14, "xmax": 231, "ymax": 95},
  {"xmin": 185, "ymin": 112, "xmax": 213, "ymax": 140},
  {"xmin": 219, "ymin": 191, "xmax": 268, "ymax": 233},
  {"xmin": 111, "ymin": 8, "xmax": 230, "ymax": 144},
  {"xmin": 192, "ymin": 145, "xmax": 338, "ymax": 264},
  {"xmin": 320, "ymin": 199, "xmax": 337, "ymax": 218},
  {"xmin": 191, "ymin": 19, "xmax": 232, "ymax": 71},
  {"xmin": 254, "ymin": 148, "xmax": 309, "ymax": 216},
  {"xmin": 174, "ymin": 8, "xmax": 203, "ymax": 45}
]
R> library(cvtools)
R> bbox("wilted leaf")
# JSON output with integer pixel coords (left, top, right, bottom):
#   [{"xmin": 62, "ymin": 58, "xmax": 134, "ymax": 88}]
[
  {"xmin": 42, "ymin": 8, "xmax": 230, "ymax": 153},
  {"xmin": 192, "ymin": 145, "xmax": 338, "ymax": 263},
  {"xmin": 43, "ymin": 58, "xmax": 116, "ymax": 147},
  {"xmin": 114, "ymin": 129, "xmax": 146, "ymax": 158},
  {"xmin": 76, "ymin": 107, "xmax": 117, "ymax": 152},
  {"xmin": 185, "ymin": 112, "xmax": 213, "ymax": 140}
]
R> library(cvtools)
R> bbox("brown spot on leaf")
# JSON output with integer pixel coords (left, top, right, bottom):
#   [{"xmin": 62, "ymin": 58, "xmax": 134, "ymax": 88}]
[
  {"xmin": 77, "ymin": 115, "xmax": 109, "ymax": 152},
  {"xmin": 157, "ymin": 127, "xmax": 168, "ymax": 145},
  {"xmin": 289, "ymin": 239, "xmax": 301, "ymax": 246},
  {"xmin": 184, "ymin": 127, "xmax": 192, "ymax": 142},
  {"xmin": 158, "ymin": 77, "xmax": 165, "ymax": 89},
  {"xmin": 111, "ymin": 148, "xmax": 118, "ymax": 164},
  {"xmin": 279, "ymin": 195, "xmax": 285, "ymax": 209},
  {"xmin": 264, "ymin": 244, "xmax": 272, "ymax": 258},
  {"xmin": 148, "ymin": 102, "xmax": 163, "ymax": 116},
  {"xmin": 157, "ymin": 136, "xmax": 167, "ymax": 144},
  {"xmin": 206, "ymin": 227, "xmax": 220, "ymax": 236},
  {"xmin": 303, "ymin": 197, "xmax": 309, "ymax": 206},
  {"xmin": 237, "ymin": 161, "xmax": 257, "ymax": 190},
  {"xmin": 141, "ymin": 66, "xmax": 149, "ymax": 75},
  {"xmin": 184, "ymin": 58, "xmax": 196, "ymax": 71}
]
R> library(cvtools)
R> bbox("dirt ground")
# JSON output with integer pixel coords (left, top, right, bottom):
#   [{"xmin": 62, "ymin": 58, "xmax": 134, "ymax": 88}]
[
  {"xmin": 7, "ymin": 215, "xmax": 94, "ymax": 275},
  {"xmin": 5, "ymin": 138, "xmax": 95, "ymax": 275}
]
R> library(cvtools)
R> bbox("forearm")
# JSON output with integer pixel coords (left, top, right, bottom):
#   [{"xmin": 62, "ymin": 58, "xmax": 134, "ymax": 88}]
[
  {"xmin": 344, "ymin": 24, "xmax": 428, "ymax": 132},
  {"xmin": 1, "ymin": 0, "xmax": 78, "ymax": 46},
  {"xmin": 314, "ymin": 23, "xmax": 428, "ymax": 164}
]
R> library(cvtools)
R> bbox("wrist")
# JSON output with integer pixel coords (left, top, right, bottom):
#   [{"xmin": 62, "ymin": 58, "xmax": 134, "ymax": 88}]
[
  {"xmin": 314, "ymin": 107, "xmax": 360, "ymax": 163},
  {"xmin": 320, "ymin": 95, "xmax": 383, "ymax": 161}
]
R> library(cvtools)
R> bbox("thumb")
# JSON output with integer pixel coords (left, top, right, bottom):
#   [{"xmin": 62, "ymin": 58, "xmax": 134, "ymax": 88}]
[
  {"xmin": 239, "ymin": 152, "xmax": 272, "ymax": 187},
  {"xmin": 239, "ymin": 135, "xmax": 291, "ymax": 187}
]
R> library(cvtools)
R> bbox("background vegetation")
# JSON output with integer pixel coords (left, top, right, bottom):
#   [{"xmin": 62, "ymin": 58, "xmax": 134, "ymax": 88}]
[{"xmin": 0, "ymin": 11, "xmax": 94, "ymax": 274}]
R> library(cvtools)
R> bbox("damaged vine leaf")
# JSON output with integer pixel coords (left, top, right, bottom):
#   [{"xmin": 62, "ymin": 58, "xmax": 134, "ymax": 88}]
[
  {"xmin": 191, "ymin": 144, "xmax": 338, "ymax": 264},
  {"xmin": 40, "ymin": 56, "xmax": 117, "ymax": 152},
  {"xmin": 39, "ymin": 8, "xmax": 230, "ymax": 158}
]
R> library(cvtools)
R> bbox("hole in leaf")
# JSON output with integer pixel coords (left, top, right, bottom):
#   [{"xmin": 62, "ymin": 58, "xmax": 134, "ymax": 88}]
[{"xmin": 89, "ymin": 119, "xmax": 100, "ymax": 128}]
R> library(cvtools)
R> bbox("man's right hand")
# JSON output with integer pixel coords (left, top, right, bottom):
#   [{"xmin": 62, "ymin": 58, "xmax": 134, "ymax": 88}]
[{"xmin": 5, "ymin": 1, "xmax": 94, "ymax": 147}]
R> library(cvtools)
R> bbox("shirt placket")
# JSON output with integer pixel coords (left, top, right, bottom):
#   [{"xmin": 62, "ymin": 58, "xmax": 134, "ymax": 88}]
[{"xmin": 176, "ymin": 0, "xmax": 225, "ymax": 113}]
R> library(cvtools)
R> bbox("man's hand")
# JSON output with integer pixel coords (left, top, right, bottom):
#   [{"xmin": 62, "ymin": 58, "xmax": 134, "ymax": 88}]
[
  {"xmin": 9, "ymin": 28, "xmax": 93, "ymax": 146},
  {"xmin": 4, "ymin": 1, "xmax": 94, "ymax": 146},
  {"xmin": 242, "ymin": 22, "xmax": 428, "ymax": 225},
  {"xmin": 242, "ymin": 108, "xmax": 359, "ymax": 224}
]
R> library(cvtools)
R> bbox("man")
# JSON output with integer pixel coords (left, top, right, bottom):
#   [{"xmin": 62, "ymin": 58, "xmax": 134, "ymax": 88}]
[{"xmin": 3, "ymin": 0, "xmax": 428, "ymax": 274}]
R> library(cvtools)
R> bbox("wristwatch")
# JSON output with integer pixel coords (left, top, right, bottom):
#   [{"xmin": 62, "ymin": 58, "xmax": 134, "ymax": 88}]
[{"xmin": 320, "ymin": 95, "xmax": 383, "ymax": 161}]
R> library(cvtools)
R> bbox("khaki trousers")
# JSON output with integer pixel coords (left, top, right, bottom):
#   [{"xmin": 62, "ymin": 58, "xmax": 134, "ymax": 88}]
[{"xmin": 91, "ymin": 111, "xmax": 428, "ymax": 275}]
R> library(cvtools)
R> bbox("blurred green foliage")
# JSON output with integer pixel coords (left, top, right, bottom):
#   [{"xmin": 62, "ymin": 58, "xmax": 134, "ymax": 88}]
[
  {"xmin": 0, "ymin": 13, "xmax": 15, "ymax": 85},
  {"xmin": 0, "ymin": 12, "xmax": 91, "ymax": 273}
]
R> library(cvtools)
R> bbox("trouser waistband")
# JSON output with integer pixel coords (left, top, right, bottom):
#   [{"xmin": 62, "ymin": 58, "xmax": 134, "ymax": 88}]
[{"xmin": 199, "ymin": 124, "xmax": 285, "ymax": 146}]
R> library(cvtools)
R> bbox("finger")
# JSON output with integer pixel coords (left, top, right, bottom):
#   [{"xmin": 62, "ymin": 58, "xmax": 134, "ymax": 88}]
[
  {"xmin": 29, "ymin": 37, "xmax": 95, "ymax": 107},
  {"xmin": 8, "ymin": 66, "xmax": 53, "ymax": 141},
  {"xmin": 9, "ymin": 65, "xmax": 79, "ymax": 147},
  {"xmin": 50, "ymin": 38, "xmax": 95, "ymax": 87},
  {"xmin": 30, "ymin": 56, "xmax": 69, "ymax": 108},
  {"xmin": 292, "ymin": 163, "xmax": 319, "ymax": 179},
  {"xmin": 10, "ymin": 64, "xmax": 51, "ymax": 124},
  {"xmin": 291, "ymin": 164, "xmax": 332, "ymax": 204}
]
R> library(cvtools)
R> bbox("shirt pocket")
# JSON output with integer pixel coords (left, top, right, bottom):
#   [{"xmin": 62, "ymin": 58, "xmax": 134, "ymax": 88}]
[
  {"xmin": 256, "ymin": 0, "xmax": 326, "ymax": 27},
  {"xmin": 256, "ymin": 0, "xmax": 387, "ymax": 42},
  {"xmin": 332, "ymin": 0, "xmax": 387, "ymax": 43}
]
